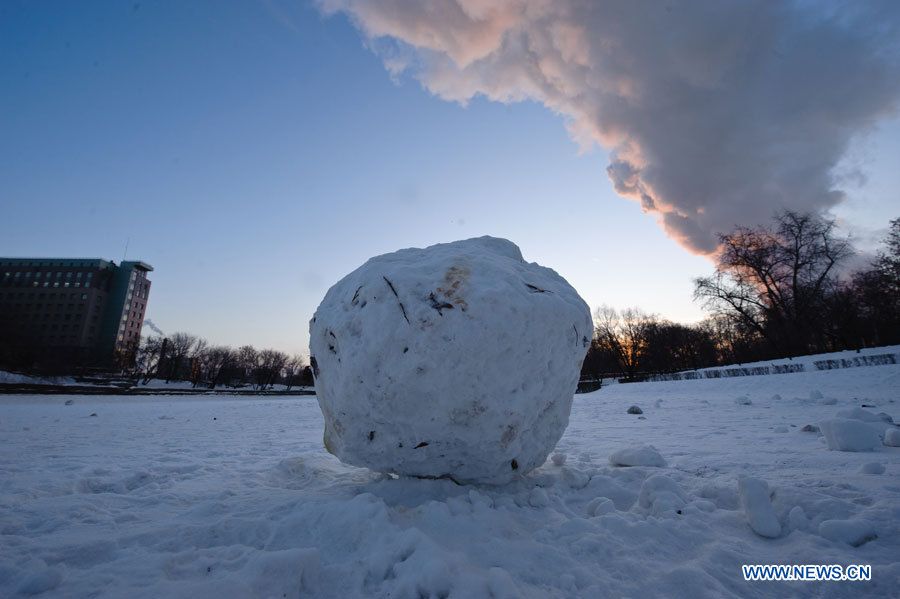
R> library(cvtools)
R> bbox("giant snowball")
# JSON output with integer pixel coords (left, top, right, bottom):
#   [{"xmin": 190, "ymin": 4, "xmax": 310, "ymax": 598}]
[{"xmin": 310, "ymin": 237, "xmax": 591, "ymax": 484}]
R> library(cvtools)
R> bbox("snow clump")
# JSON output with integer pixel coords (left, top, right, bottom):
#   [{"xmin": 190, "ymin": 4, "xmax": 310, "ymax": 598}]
[
  {"xmin": 859, "ymin": 462, "xmax": 885, "ymax": 474},
  {"xmin": 738, "ymin": 476, "xmax": 781, "ymax": 538},
  {"xmin": 309, "ymin": 237, "xmax": 592, "ymax": 484},
  {"xmin": 884, "ymin": 428, "xmax": 900, "ymax": 447},
  {"xmin": 818, "ymin": 519, "xmax": 878, "ymax": 547},
  {"xmin": 608, "ymin": 445, "xmax": 667, "ymax": 468},
  {"xmin": 818, "ymin": 418, "xmax": 881, "ymax": 452},
  {"xmin": 638, "ymin": 475, "xmax": 687, "ymax": 516}
]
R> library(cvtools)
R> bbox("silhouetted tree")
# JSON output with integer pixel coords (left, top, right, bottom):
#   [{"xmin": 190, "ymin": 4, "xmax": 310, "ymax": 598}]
[
  {"xmin": 593, "ymin": 306, "xmax": 653, "ymax": 379},
  {"xmin": 694, "ymin": 211, "xmax": 851, "ymax": 357}
]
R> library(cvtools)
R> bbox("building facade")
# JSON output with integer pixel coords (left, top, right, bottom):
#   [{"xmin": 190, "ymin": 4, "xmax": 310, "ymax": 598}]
[{"xmin": 0, "ymin": 258, "xmax": 152, "ymax": 368}]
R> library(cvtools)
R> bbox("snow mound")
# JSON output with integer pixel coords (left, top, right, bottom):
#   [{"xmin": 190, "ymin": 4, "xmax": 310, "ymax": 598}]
[
  {"xmin": 309, "ymin": 236, "xmax": 592, "ymax": 484},
  {"xmin": 585, "ymin": 497, "xmax": 616, "ymax": 517},
  {"xmin": 859, "ymin": 462, "xmax": 885, "ymax": 474},
  {"xmin": 787, "ymin": 506, "xmax": 808, "ymax": 531},
  {"xmin": 738, "ymin": 476, "xmax": 781, "ymax": 538},
  {"xmin": 835, "ymin": 408, "xmax": 891, "ymax": 430},
  {"xmin": 626, "ymin": 405, "xmax": 643, "ymax": 414},
  {"xmin": 609, "ymin": 445, "xmax": 667, "ymax": 468},
  {"xmin": 884, "ymin": 428, "xmax": 900, "ymax": 447},
  {"xmin": 528, "ymin": 487, "xmax": 550, "ymax": 508},
  {"xmin": 734, "ymin": 396, "xmax": 752, "ymax": 405},
  {"xmin": 818, "ymin": 519, "xmax": 878, "ymax": 547},
  {"xmin": 638, "ymin": 474, "xmax": 687, "ymax": 516},
  {"xmin": 550, "ymin": 453, "xmax": 567, "ymax": 466},
  {"xmin": 819, "ymin": 418, "xmax": 882, "ymax": 452}
]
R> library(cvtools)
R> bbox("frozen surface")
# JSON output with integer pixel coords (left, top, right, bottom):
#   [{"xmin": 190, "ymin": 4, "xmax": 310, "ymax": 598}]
[
  {"xmin": 309, "ymin": 237, "xmax": 591, "ymax": 484},
  {"xmin": 1, "ymin": 361, "xmax": 899, "ymax": 597}
]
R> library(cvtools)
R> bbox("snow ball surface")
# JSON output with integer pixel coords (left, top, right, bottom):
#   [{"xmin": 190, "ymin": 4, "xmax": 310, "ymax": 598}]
[
  {"xmin": 609, "ymin": 445, "xmax": 667, "ymax": 468},
  {"xmin": 309, "ymin": 236, "xmax": 592, "ymax": 484},
  {"xmin": 819, "ymin": 418, "xmax": 882, "ymax": 452},
  {"xmin": 738, "ymin": 476, "xmax": 781, "ymax": 538}
]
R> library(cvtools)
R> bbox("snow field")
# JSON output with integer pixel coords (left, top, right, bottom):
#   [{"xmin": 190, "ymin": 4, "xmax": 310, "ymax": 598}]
[{"xmin": 0, "ymin": 361, "xmax": 898, "ymax": 597}]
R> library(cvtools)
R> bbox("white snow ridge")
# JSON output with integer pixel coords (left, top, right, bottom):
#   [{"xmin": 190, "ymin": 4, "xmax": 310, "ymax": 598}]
[{"xmin": 309, "ymin": 237, "xmax": 592, "ymax": 484}]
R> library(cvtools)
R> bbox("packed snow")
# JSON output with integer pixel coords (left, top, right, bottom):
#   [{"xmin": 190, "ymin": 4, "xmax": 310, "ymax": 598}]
[
  {"xmin": 738, "ymin": 477, "xmax": 781, "ymax": 538},
  {"xmin": 1, "ymin": 359, "xmax": 899, "ymax": 597},
  {"xmin": 309, "ymin": 237, "xmax": 591, "ymax": 484},
  {"xmin": 819, "ymin": 418, "xmax": 883, "ymax": 452},
  {"xmin": 608, "ymin": 445, "xmax": 667, "ymax": 468}
]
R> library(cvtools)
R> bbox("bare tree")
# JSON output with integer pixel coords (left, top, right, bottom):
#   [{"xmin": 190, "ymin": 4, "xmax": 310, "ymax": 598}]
[
  {"xmin": 593, "ymin": 306, "xmax": 652, "ymax": 379},
  {"xmin": 134, "ymin": 335, "xmax": 167, "ymax": 384},
  {"xmin": 282, "ymin": 354, "xmax": 306, "ymax": 391},
  {"xmin": 189, "ymin": 338, "xmax": 210, "ymax": 387},
  {"xmin": 694, "ymin": 211, "xmax": 851, "ymax": 356},
  {"xmin": 163, "ymin": 332, "xmax": 199, "ymax": 382},
  {"xmin": 202, "ymin": 346, "xmax": 235, "ymax": 389},
  {"xmin": 237, "ymin": 345, "xmax": 258, "ymax": 386},
  {"xmin": 252, "ymin": 349, "xmax": 289, "ymax": 390}
]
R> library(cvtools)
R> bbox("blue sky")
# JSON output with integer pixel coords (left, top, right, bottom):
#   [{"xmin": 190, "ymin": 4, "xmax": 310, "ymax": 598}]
[{"xmin": 2, "ymin": 1, "xmax": 898, "ymax": 356}]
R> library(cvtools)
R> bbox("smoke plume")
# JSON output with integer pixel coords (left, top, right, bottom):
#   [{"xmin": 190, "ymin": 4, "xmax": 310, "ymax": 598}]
[
  {"xmin": 143, "ymin": 319, "xmax": 165, "ymax": 337},
  {"xmin": 320, "ymin": 0, "xmax": 900, "ymax": 253}
]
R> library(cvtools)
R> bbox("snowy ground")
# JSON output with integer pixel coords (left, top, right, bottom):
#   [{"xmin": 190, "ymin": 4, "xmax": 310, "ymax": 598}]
[{"xmin": 1, "ymin": 364, "xmax": 898, "ymax": 597}]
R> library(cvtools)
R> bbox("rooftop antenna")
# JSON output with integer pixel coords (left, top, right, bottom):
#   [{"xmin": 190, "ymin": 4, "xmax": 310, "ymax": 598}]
[{"xmin": 122, "ymin": 237, "xmax": 130, "ymax": 262}]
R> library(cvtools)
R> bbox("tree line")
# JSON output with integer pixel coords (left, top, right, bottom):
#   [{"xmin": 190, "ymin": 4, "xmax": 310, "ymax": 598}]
[
  {"xmin": 129, "ymin": 333, "xmax": 311, "ymax": 390},
  {"xmin": 582, "ymin": 212, "xmax": 900, "ymax": 381}
]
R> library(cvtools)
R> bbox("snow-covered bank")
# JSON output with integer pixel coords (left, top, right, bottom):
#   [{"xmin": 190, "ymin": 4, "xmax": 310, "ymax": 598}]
[
  {"xmin": 1, "ymin": 364, "xmax": 898, "ymax": 597},
  {"xmin": 641, "ymin": 345, "xmax": 900, "ymax": 383}
]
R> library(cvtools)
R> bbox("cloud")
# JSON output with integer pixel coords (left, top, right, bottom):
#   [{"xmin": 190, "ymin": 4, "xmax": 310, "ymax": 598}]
[{"xmin": 319, "ymin": 0, "xmax": 900, "ymax": 254}]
